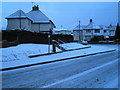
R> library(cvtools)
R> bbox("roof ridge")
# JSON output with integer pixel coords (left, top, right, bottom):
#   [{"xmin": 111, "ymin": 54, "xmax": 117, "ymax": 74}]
[
  {"xmin": 26, "ymin": 10, "xmax": 49, "ymax": 23},
  {"xmin": 6, "ymin": 9, "xmax": 28, "ymax": 19}
]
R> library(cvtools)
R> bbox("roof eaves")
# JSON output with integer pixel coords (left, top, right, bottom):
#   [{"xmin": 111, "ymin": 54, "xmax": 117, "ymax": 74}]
[
  {"xmin": 32, "ymin": 21, "xmax": 50, "ymax": 24},
  {"xmin": 49, "ymin": 20, "xmax": 56, "ymax": 28}
]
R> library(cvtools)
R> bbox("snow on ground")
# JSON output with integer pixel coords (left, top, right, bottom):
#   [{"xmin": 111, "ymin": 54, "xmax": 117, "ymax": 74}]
[
  {"xmin": 60, "ymin": 43, "xmax": 88, "ymax": 50},
  {"xmin": 90, "ymin": 44, "xmax": 119, "ymax": 51},
  {"xmin": 1, "ymin": 44, "xmax": 61, "ymax": 62},
  {"xmin": 42, "ymin": 59, "xmax": 118, "ymax": 88},
  {"xmin": 1, "ymin": 43, "xmax": 88, "ymax": 62},
  {"xmin": 2, "ymin": 52, "xmax": 118, "ymax": 88},
  {"xmin": 1, "ymin": 43, "xmax": 117, "ymax": 69}
]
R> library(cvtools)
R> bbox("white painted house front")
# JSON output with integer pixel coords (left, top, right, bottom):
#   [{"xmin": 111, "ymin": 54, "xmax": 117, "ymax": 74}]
[
  {"xmin": 6, "ymin": 5, "xmax": 55, "ymax": 33},
  {"xmin": 73, "ymin": 19, "xmax": 116, "ymax": 41}
]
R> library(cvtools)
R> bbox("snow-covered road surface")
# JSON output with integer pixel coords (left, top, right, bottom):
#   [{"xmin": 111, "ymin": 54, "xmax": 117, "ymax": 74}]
[
  {"xmin": 42, "ymin": 59, "xmax": 118, "ymax": 88},
  {"xmin": 2, "ymin": 50, "xmax": 119, "ymax": 88}
]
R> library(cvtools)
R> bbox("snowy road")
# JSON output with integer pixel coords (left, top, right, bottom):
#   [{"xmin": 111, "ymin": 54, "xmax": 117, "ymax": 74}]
[{"xmin": 2, "ymin": 50, "xmax": 119, "ymax": 88}]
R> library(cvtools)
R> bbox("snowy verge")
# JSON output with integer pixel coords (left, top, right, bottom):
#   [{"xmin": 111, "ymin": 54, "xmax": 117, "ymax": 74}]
[
  {"xmin": 1, "ymin": 44, "xmax": 117, "ymax": 70},
  {"xmin": 1, "ymin": 44, "xmax": 60, "ymax": 62},
  {"xmin": 1, "ymin": 43, "xmax": 88, "ymax": 62}
]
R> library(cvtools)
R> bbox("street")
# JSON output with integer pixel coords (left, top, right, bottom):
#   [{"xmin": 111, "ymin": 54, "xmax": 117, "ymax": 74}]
[
  {"xmin": 2, "ymin": 1, "xmax": 120, "ymax": 89},
  {"xmin": 2, "ymin": 50, "xmax": 119, "ymax": 88}
]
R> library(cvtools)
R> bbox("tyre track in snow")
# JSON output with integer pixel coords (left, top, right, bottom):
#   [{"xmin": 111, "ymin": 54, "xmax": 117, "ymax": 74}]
[{"xmin": 2, "ymin": 51, "xmax": 119, "ymax": 88}]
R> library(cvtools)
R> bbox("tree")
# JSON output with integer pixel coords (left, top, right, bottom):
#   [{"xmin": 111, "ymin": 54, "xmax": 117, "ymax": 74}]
[{"xmin": 115, "ymin": 24, "xmax": 120, "ymax": 40}]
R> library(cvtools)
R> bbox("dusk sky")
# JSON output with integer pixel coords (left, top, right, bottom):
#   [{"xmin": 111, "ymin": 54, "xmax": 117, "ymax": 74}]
[{"xmin": 2, "ymin": 2, "xmax": 118, "ymax": 30}]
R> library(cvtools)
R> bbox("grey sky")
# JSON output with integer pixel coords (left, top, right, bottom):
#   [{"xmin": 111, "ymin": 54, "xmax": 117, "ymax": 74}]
[{"xmin": 2, "ymin": 2, "xmax": 118, "ymax": 30}]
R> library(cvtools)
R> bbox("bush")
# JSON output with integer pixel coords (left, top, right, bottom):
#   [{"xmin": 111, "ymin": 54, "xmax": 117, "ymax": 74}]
[
  {"xmin": 90, "ymin": 36, "xmax": 104, "ymax": 42},
  {"xmin": 2, "ymin": 30, "xmax": 73, "ymax": 47}
]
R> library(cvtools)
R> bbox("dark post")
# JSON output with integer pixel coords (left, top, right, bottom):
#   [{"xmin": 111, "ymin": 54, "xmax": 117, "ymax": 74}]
[{"xmin": 52, "ymin": 40, "xmax": 56, "ymax": 53}]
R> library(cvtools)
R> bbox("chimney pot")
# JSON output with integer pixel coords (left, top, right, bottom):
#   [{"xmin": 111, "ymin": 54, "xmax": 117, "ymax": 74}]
[
  {"xmin": 32, "ymin": 5, "xmax": 39, "ymax": 11},
  {"xmin": 90, "ymin": 19, "xmax": 92, "ymax": 23}
]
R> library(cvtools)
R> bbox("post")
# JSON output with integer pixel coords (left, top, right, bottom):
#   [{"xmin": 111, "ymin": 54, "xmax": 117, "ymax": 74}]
[
  {"xmin": 48, "ymin": 34, "xmax": 50, "ymax": 53},
  {"xmin": 52, "ymin": 40, "xmax": 56, "ymax": 53},
  {"xmin": 20, "ymin": 10, "xmax": 21, "ymax": 29},
  {"xmin": 48, "ymin": 29, "xmax": 52, "ymax": 53},
  {"xmin": 79, "ymin": 20, "xmax": 80, "ymax": 43}
]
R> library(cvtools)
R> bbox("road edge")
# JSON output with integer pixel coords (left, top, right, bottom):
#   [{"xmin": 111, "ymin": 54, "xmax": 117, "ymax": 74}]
[{"xmin": 1, "ymin": 49, "xmax": 116, "ymax": 71}]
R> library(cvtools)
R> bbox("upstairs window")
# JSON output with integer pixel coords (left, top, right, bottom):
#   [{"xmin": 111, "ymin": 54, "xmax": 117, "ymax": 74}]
[
  {"xmin": 104, "ymin": 30, "xmax": 107, "ymax": 33},
  {"xmin": 95, "ymin": 29, "xmax": 100, "ymax": 33},
  {"xmin": 86, "ymin": 29, "xmax": 91, "ymax": 33}
]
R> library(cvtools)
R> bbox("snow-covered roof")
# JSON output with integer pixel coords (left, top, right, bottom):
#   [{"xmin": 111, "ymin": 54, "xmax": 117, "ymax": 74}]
[
  {"xmin": 27, "ymin": 10, "xmax": 50, "ymax": 23},
  {"xmin": 108, "ymin": 26, "xmax": 116, "ymax": 31},
  {"xmin": 101, "ymin": 26, "xmax": 108, "ymax": 30},
  {"xmin": 85, "ymin": 22, "xmax": 100, "ymax": 29},
  {"xmin": 53, "ymin": 28, "xmax": 72, "ymax": 31},
  {"xmin": 74, "ymin": 22, "xmax": 101, "ymax": 30},
  {"xmin": 6, "ymin": 10, "xmax": 29, "ymax": 19},
  {"xmin": 74, "ymin": 25, "xmax": 86, "ymax": 30},
  {"xmin": 5, "ymin": 6, "xmax": 56, "ymax": 27}
]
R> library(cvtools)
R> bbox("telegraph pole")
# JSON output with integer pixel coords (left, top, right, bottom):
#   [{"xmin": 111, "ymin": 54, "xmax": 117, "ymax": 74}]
[
  {"xmin": 20, "ymin": 9, "xmax": 21, "ymax": 29},
  {"xmin": 79, "ymin": 20, "xmax": 80, "ymax": 43},
  {"xmin": 17, "ymin": 9, "xmax": 22, "ymax": 42}
]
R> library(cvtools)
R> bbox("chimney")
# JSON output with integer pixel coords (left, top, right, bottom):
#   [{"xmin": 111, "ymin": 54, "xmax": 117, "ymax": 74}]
[
  {"xmin": 109, "ymin": 24, "xmax": 112, "ymax": 27},
  {"xmin": 32, "ymin": 5, "xmax": 39, "ymax": 11},
  {"xmin": 90, "ymin": 19, "xmax": 92, "ymax": 23}
]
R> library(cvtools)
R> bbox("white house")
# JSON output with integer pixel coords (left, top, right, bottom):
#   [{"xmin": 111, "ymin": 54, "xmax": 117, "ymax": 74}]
[
  {"xmin": 73, "ymin": 19, "xmax": 116, "ymax": 41},
  {"xmin": 6, "ymin": 5, "xmax": 55, "ymax": 33}
]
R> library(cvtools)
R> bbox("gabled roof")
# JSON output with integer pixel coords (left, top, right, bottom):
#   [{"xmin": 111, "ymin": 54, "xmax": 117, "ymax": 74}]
[
  {"xmin": 5, "ymin": 6, "xmax": 56, "ymax": 27},
  {"xmin": 6, "ymin": 10, "xmax": 29, "ymax": 19},
  {"xmin": 27, "ymin": 10, "xmax": 49, "ymax": 23},
  {"xmin": 100, "ymin": 26, "xmax": 108, "ymax": 30}
]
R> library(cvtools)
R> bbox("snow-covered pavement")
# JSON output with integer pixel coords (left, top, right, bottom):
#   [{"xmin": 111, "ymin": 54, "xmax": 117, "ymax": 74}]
[
  {"xmin": 1, "ymin": 43, "xmax": 117, "ymax": 70},
  {"xmin": 2, "ymin": 51, "xmax": 118, "ymax": 88}
]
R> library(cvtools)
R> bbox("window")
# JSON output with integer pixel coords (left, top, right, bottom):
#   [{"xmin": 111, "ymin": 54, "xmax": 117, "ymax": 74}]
[
  {"xmin": 95, "ymin": 29, "xmax": 100, "ymax": 33},
  {"xmin": 85, "ymin": 36, "xmax": 91, "ymax": 41},
  {"xmin": 104, "ymin": 30, "xmax": 107, "ymax": 33},
  {"xmin": 86, "ymin": 29, "xmax": 91, "ymax": 33}
]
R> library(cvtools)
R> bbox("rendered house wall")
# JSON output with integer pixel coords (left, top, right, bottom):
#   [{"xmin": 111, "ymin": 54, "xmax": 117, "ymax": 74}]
[
  {"xmin": 6, "ymin": 18, "xmax": 31, "ymax": 31},
  {"xmin": 31, "ymin": 23, "xmax": 53, "ymax": 32}
]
